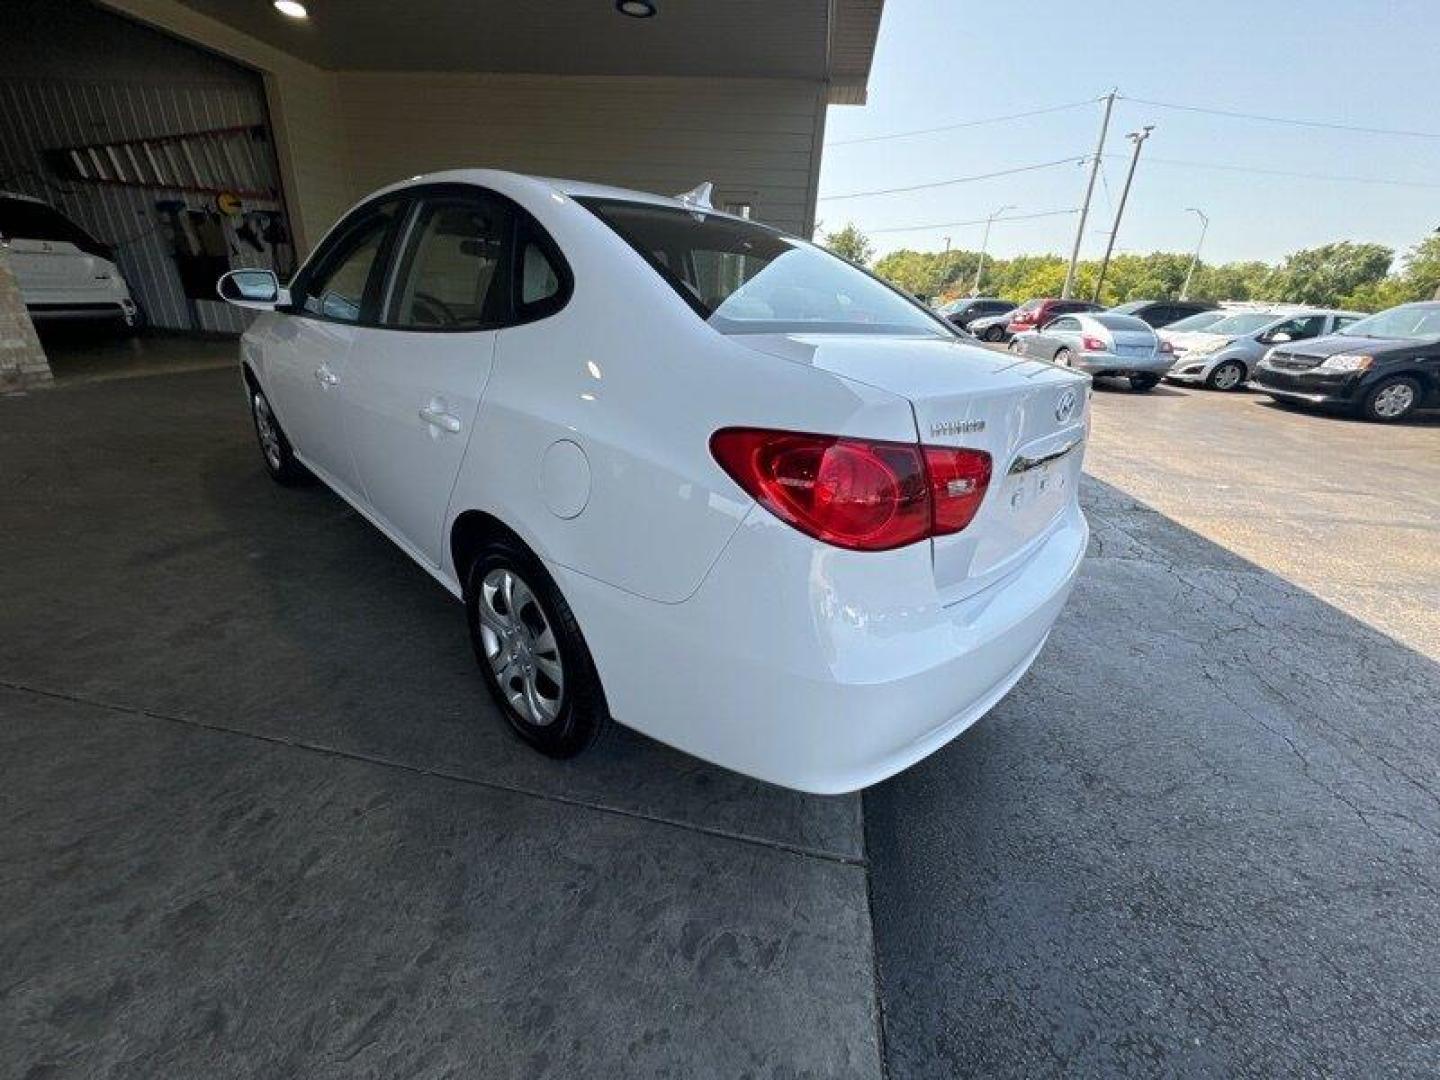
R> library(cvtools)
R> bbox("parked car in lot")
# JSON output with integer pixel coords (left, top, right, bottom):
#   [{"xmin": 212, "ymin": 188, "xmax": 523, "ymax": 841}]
[
  {"xmin": 1011, "ymin": 312, "xmax": 1175, "ymax": 391},
  {"xmin": 218, "ymin": 170, "xmax": 1090, "ymax": 794},
  {"xmin": 0, "ymin": 191, "xmax": 140, "ymax": 330},
  {"xmin": 1107, "ymin": 298, "xmax": 1217, "ymax": 329},
  {"xmin": 1162, "ymin": 307, "xmax": 1362, "ymax": 391},
  {"xmin": 936, "ymin": 295, "xmax": 1015, "ymax": 331},
  {"xmin": 1252, "ymin": 301, "xmax": 1440, "ymax": 422},
  {"xmin": 1007, "ymin": 297, "xmax": 1103, "ymax": 338}
]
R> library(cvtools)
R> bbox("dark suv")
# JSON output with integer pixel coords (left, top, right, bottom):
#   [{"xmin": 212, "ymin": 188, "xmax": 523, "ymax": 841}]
[
  {"xmin": 937, "ymin": 296, "xmax": 1015, "ymax": 331},
  {"xmin": 1108, "ymin": 299, "xmax": 1216, "ymax": 329},
  {"xmin": 1252, "ymin": 301, "xmax": 1440, "ymax": 422}
]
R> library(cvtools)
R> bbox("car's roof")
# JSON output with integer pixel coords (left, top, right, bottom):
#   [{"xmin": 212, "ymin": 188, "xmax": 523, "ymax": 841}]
[{"xmin": 370, "ymin": 168, "xmax": 759, "ymax": 226}]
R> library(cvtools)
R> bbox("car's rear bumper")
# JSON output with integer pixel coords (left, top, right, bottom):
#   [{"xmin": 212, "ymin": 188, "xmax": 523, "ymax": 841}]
[
  {"xmin": 553, "ymin": 499, "xmax": 1087, "ymax": 794},
  {"xmin": 1072, "ymin": 350, "xmax": 1173, "ymax": 376},
  {"xmin": 27, "ymin": 299, "xmax": 137, "ymax": 324}
]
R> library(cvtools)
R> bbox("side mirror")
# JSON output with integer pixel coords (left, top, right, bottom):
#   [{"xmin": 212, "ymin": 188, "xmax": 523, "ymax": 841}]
[{"xmin": 217, "ymin": 269, "xmax": 286, "ymax": 310}]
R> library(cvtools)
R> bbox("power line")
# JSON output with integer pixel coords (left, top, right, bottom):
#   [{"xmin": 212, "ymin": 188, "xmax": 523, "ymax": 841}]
[
  {"xmin": 867, "ymin": 207, "xmax": 1080, "ymax": 235},
  {"xmin": 1106, "ymin": 152, "xmax": 1440, "ymax": 190},
  {"xmin": 1120, "ymin": 94, "xmax": 1440, "ymax": 141},
  {"xmin": 828, "ymin": 98, "xmax": 1098, "ymax": 147},
  {"xmin": 819, "ymin": 156, "xmax": 1085, "ymax": 202}
]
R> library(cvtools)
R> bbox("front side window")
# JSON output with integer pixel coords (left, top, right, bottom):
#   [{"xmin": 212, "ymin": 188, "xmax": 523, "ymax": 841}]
[
  {"xmin": 579, "ymin": 198, "xmax": 952, "ymax": 338},
  {"xmin": 1266, "ymin": 315, "xmax": 1327, "ymax": 342},
  {"xmin": 1048, "ymin": 317, "xmax": 1080, "ymax": 331},
  {"xmin": 299, "ymin": 200, "xmax": 402, "ymax": 323},
  {"xmin": 389, "ymin": 197, "xmax": 508, "ymax": 330}
]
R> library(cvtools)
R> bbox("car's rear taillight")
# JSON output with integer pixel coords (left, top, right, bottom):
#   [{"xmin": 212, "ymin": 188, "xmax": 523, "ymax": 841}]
[
  {"xmin": 1081, "ymin": 335, "xmax": 1106, "ymax": 351},
  {"xmin": 710, "ymin": 428, "xmax": 992, "ymax": 551}
]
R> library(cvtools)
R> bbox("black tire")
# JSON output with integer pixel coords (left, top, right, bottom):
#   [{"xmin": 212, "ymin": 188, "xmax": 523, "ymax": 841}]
[
  {"xmin": 248, "ymin": 385, "xmax": 313, "ymax": 486},
  {"xmin": 1360, "ymin": 375, "xmax": 1420, "ymax": 423},
  {"xmin": 465, "ymin": 540, "xmax": 609, "ymax": 758},
  {"xmin": 1053, "ymin": 347, "xmax": 1073, "ymax": 367},
  {"xmin": 1129, "ymin": 374, "xmax": 1160, "ymax": 392},
  {"xmin": 1205, "ymin": 360, "xmax": 1246, "ymax": 391},
  {"xmin": 983, "ymin": 325, "xmax": 1005, "ymax": 342}
]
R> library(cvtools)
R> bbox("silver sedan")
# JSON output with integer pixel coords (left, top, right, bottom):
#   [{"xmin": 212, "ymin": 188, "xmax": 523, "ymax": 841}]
[{"xmin": 1010, "ymin": 312, "xmax": 1175, "ymax": 392}]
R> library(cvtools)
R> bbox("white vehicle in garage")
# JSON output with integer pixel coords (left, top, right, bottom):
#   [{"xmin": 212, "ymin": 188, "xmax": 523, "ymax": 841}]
[
  {"xmin": 218, "ymin": 170, "xmax": 1089, "ymax": 794},
  {"xmin": 0, "ymin": 192, "xmax": 140, "ymax": 329}
]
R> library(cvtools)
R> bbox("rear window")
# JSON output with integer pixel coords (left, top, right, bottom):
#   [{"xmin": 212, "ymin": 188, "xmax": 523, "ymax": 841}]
[
  {"xmin": 578, "ymin": 198, "xmax": 951, "ymax": 338},
  {"xmin": 0, "ymin": 197, "xmax": 104, "ymax": 255},
  {"xmin": 1109, "ymin": 301, "xmax": 1147, "ymax": 315},
  {"xmin": 1093, "ymin": 314, "xmax": 1151, "ymax": 331}
]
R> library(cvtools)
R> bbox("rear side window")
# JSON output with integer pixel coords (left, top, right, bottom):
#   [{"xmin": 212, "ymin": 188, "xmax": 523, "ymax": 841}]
[
  {"xmin": 388, "ymin": 197, "xmax": 509, "ymax": 330},
  {"xmin": 578, "ymin": 197, "xmax": 950, "ymax": 338}
]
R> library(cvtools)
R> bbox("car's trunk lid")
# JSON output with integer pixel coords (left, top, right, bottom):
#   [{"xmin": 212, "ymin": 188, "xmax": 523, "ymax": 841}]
[{"xmin": 731, "ymin": 332, "xmax": 1089, "ymax": 600}]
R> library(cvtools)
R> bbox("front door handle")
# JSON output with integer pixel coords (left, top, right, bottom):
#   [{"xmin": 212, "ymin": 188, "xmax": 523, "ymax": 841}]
[
  {"xmin": 419, "ymin": 406, "xmax": 461, "ymax": 434},
  {"xmin": 314, "ymin": 364, "xmax": 338, "ymax": 388}
]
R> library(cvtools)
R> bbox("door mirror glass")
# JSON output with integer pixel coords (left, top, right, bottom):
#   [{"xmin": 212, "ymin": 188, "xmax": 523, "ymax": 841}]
[{"xmin": 217, "ymin": 269, "xmax": 280, "ymax": 308}]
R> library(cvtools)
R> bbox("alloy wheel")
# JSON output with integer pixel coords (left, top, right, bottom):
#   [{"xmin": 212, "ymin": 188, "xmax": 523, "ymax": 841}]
[
  {"xmin": 253, "ymin": 393, "xmax": 283, "ymax": 472},
  {"xmin": 478, "ymin": 567, "xmax": 564, "ymax": 726},
  {"xmin": 1211, "ymin": 362, "xmax": 1243, "ymax": 391},
  {"xmin": 1372, "ymin": 382, "xmax": 1415, "ymax": 419}
]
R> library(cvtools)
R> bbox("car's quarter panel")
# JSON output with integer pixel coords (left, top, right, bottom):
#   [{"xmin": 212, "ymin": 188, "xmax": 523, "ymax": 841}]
[
  {"xmin": 453, "ymin": 195, "xmax": 919, "ymax": 603},
  {"xmin": 552, "ymin": 496, "xmax": 1088, "ymax": 793},
  {"xmin": 343, "ymin": 330, "xmax": 496, "ymax": 566}
]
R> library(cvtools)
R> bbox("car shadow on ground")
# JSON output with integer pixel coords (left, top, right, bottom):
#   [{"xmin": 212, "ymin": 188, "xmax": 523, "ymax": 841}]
[{"xmin": 866, "ymin": 474, "xmax": 1440, "ymax": 1078}]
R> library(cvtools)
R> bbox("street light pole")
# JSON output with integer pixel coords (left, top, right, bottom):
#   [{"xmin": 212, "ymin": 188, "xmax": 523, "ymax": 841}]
[
  {"xmin": 1063, "ymin": 90, "xmax": 1116, "ymax": 299},
  {"xmin": 972, "ymin": 204, "xmax": 1015, "ymax": 295},
  {"xmin": 1180, "ymin": 207, "xmax": 1208, "ymax": 300},
  {"xmin": 1092, "ymin": 125, "xmax": 1153, "ymax": 304}
]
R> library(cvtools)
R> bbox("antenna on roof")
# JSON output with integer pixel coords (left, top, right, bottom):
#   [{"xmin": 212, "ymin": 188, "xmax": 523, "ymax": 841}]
[{"xmin": 675, "ymin": 181, "xmax": 714, "ymax": 210}]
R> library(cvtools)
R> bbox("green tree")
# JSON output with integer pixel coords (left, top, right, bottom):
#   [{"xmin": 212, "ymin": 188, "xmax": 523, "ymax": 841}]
[
  {"xmin": 1269, "ymin": 241, "xmax": 1393, "ymax": 306},
  {"xmin": 820, "ymin": 223, "xmax": 874, "ymax": 266}
]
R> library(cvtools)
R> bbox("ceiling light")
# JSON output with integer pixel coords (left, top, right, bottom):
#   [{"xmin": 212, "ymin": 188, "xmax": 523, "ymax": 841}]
[
  {"xmin": 273, "ymin": 1, "xmax": 308, "ymax": 18},
  {"xmin": 616, "ymin": 0, "xmax": 656, "ymax": 17}
]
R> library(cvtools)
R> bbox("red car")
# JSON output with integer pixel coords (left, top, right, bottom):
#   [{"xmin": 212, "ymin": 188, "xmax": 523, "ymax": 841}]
[{"xmin": 1008, "ymin": 298, "xmax": 1103, "ymax": 336}]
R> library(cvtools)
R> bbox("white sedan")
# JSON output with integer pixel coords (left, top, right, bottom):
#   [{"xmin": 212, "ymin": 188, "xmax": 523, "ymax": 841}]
[{"xmin": 218, "ymin": 170, "xmax": 1089, "ymax": 794}]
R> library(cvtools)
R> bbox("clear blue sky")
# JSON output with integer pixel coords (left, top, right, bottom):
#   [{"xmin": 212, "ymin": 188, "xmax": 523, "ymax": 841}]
[{"xmin": 817, "ymin": 0, "xmax": 1440, "ymax": 266}]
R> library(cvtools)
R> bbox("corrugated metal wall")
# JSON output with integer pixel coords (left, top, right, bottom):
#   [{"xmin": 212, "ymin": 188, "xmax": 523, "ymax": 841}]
[{"xmin": 0, "ymin": 76, "xmax": 289, "ymax": 333}]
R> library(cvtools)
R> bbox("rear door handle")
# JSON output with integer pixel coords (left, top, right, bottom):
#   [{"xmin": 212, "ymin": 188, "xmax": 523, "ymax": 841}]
[
  {"xmin": 419, "ymin": 406, "xmax": 461, "ymax": 434},
  {"xmin": 314, "ymin": 364, "xmax": 338, "ymax": 388}
]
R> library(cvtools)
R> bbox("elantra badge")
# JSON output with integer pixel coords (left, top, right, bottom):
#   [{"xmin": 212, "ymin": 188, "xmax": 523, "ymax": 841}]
[
  {"xmin": 931, "ymin": 419, "xmax": 986, "ymax": 437},
  {"xmin": 1054, "ymin": 389, "xmax": 1078, "ymax": 423}
]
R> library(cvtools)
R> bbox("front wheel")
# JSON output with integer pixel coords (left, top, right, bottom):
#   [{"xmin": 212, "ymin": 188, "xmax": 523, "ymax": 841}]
[
  {"xmin": 983, "ymin": 325, "xmax": 1005, "ymax": 343},
  {"xmin": 1205, "ymin": 360, "xmax": 1245, "ymax": 391},
  {"xmin": 466, "ymin": 541, "xmax": 609, "ymax": 758},
  {"xmin": 1361, "ymin": 376, "xmax": 1420, "ymax": 422},
  {"xmin": 1053, "ymin": 347, "xmax": 1073, "ymax": 367},
  {"xmin": 249, "ymin": 386, "xmax": 312, "ymax": 486}
]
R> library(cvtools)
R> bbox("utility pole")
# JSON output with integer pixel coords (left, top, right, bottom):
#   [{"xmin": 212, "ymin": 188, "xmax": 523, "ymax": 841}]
[
  {"xmin": 1180, "ymin": 207, "xmax": 1208, "ymax": 300},
  {"xmin": 1063, "ymin": 90, "xmax": 1116, "ymax": 299},
  {"xmin": 1092, "ymin": 125, "xmax": 1153, "ymax": 304},
  {"xmin": 973, "ymin": 204, "xmax": 1015, "ymax": 296}
]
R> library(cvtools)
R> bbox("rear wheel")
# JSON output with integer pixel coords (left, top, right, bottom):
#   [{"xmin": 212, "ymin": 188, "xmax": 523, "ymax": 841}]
[
  {"xmin": 1206, "ymin": 360, "xmax": 1245, "ymax": 391},
  {"xmin": 1129, "ymin": 374, "xmax": 1160, "ymax": 392},
  {"xmin": 466, "ymin": 540, "xmax": 608, "ymax": 758},
  {"xmin": 1361, "ymin": 376, "xmax": 1419, "ymax": 422}
]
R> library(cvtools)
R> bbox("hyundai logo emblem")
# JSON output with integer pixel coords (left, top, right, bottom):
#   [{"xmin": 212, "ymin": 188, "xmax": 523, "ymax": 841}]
[{"xmin": 1055, "ymin": 389, "xmax": 1078, "ymax": 423}]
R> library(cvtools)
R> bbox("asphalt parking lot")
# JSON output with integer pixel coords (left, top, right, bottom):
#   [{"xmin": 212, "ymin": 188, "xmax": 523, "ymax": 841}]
[{"xmin": 3, "ymin": 365, "xmax": 1438, "ymax": 1077}]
